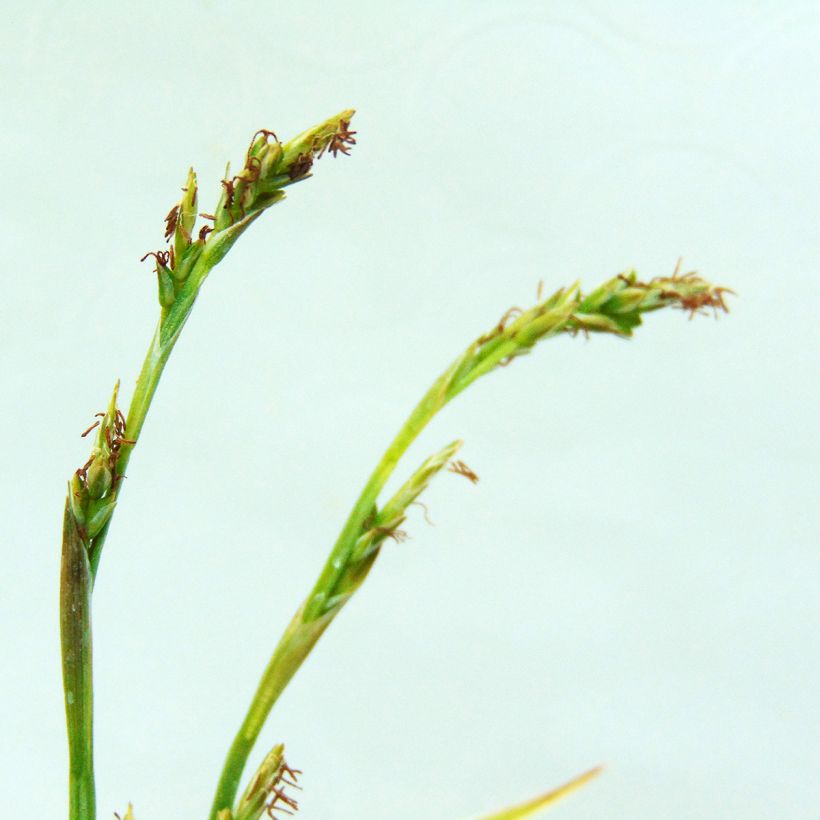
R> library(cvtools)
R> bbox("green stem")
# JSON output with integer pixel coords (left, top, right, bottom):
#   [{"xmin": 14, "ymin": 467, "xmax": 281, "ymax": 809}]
[
  {"xmin": 60, "ymin": 503, "xmax": 96, "ymax": 820},
  {"xmin": 304, "ymin": 378, "xmax": 447, "ymax": 619},
  {"xmin": 62, "ymin": 268, "xmax": 208, "ymax": 820},
  {"xmin": 88, "ymin": 280, "xmax": 202, "ymax": 579},
  {"xmin": 208, "ymin": 269, "xmax": 733, "ymax": 814},
  {"xmin": 208, "ymin": 369, "xmax": 454, "ymax": 818},
  {"xmin": 209, "ymin": 605, "xmax": 334, "ymax": 817}
]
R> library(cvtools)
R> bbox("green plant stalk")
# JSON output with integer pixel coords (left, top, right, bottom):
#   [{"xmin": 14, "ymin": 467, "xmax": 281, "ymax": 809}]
[
  {"xmin": 60, "ymin": 503, "xmax": 95, "ymax": 820},
  {"xmin": 210, "ymin": 270, "xmax": 732, "ymax": 817},
  {"xmin": 208, "ymin": 390, "xmax": 447, "ymax": 816},
  {"xmin": 61, "ymin": 250, "xmax": 220, "ymax": 820},
  {"xmin": 60, "ymin": 111, "xmax": 356, "ymax": 820},
  {"xmin": 88, "ymin": 209, "xmax": 265, "ymax": 577}
]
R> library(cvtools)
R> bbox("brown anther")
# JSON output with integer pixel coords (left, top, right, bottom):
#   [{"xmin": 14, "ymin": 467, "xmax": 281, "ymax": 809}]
[
  {"xmin": 199, "ymin": 213, "xmax": 217, "ymax": 221},
  {"xmin": 78, "ymin": 456, "xmax": 94, "ymax": 478},
  {"xmin": 268, "ymin": 784, "xmax": 299, "ymax": 813},
  {"xmin": 220, "ymin": 177, "xmax": 236, "ymax": 209},
  {"xmin": 242, "ymin": 155, "xmax": 262, "ymax": 183},
  {"xmin": 448, "ymin": 460, "xmax": 479, "ymax": 484},
  {"xmin": 140, "ymin": 250, "xmax": 170, "ymax": 266},
  {"xmin": 248, "ymin": 129, "xmax": 279, "ymax": 161},
  {"xmin": 199, "ymin": 224, "xmax": 213, "ymax": 241},
  {"xmin": 255, "ymin": 128, "xmax": 279, "ymax": 142},
  {"xmin": 319, "ymin": 119, "xmax": 357, "ymax": 158},
  {"xmin": 676, "ymin": 287, "xmax": 734, "ymax": 320},
  {"xmin": 288, "ymin": 152, "xmax": 314, "ymax": 180},
  {"xmin": 80, "ymin": 420, "xmax": 100, "ymax": 438},
  {"xmin": 164, "ymin": 204, "xmax": 179, "ymax": 242}
]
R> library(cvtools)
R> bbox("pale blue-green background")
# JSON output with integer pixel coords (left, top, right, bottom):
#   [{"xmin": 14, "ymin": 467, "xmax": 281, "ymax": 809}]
[{"xmin": 1, "ymin": 2, "xmax": 818, "ymax": 818}]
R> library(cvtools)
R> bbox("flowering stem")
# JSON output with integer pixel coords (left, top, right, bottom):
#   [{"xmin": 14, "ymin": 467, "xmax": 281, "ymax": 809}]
[
  {"xmin": 59, "ymin": 111, "xmax": 356, "ymax": 819},
  {"xmin": 209, "ymin": 268, "xmax": 732, "ymax": 817}
]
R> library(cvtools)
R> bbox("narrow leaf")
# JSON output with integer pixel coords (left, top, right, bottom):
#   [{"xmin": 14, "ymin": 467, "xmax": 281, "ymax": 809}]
[{"xmin": 479, "ymin": 766, "xmax": 602, "ymax": 819}]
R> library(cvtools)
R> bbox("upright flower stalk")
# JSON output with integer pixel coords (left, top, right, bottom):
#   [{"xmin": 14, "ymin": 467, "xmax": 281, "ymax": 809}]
[{"xmin": 60, "ymin": 110, "xmax": 356, "ymax": 820}]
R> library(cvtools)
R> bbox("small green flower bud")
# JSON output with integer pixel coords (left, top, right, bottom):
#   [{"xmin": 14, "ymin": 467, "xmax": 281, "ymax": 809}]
[
  {"xmin": 157, "ymin": 266, "xmax": 176, "ymax": 307},
  {"xmin": 605, "ymin": 287, "xmax": 648, "ymax": 315},
  {"xmin": 85, "ymin": 457, "xmax": 112, "ymax": 500},
  {"xmin": 179, "ymin": 168, "xmax": 198, "ymax": 238},
  {"xmin": 171, "ymin": 240, "xmax": 204, "ymax": 283},
  {"xmin": 68, "ymin": 476, "xmax": 87, "ymax": 525},
  {"xmin": 174, "ymin": 173, "xmax": 197, "ymax": 264},
  {"xmin": 85, "ymin": 498, "xmax": 116, "ymax": 539}
]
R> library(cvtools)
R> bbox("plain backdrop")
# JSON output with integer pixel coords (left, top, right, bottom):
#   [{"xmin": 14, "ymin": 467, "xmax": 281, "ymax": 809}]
[{"xmin": 1, "ymin": 2, "xmax": 818, "ymax": 818}]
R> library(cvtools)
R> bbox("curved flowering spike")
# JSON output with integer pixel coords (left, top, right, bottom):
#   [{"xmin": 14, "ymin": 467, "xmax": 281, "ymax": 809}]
[
  {"xmin": 211, "ymin": 264, "xmax": 731, "ymax": 817},
  {"xmin": 479, "ymin": 766, "xmax": 602, "ymax": 819},
  {"xmin": 447, "ymin": 269, "xmax": 733, "ymax": 399},
  {"xmin": 212, "ymin": 110, "xmax": 355, "ymax": 230}
]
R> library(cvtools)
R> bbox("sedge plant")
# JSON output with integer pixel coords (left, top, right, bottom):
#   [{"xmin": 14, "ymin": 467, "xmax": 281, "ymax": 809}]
[{"xmin": 59, "ymin": 108, "xmax": 733, "ymax": 820}]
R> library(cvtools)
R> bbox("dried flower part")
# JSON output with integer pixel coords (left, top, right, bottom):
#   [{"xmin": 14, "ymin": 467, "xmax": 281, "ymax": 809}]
[
  {"xmin": 277, "ymin": 108, "xmax": 356, "ymax": 176},
  {"xmin": 448, "ymin": 459, "xmax": 479, "ymax": 484},
  {"xmin": 234, "ymin": 743, "xmax": 301, "ymax": 820}
]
